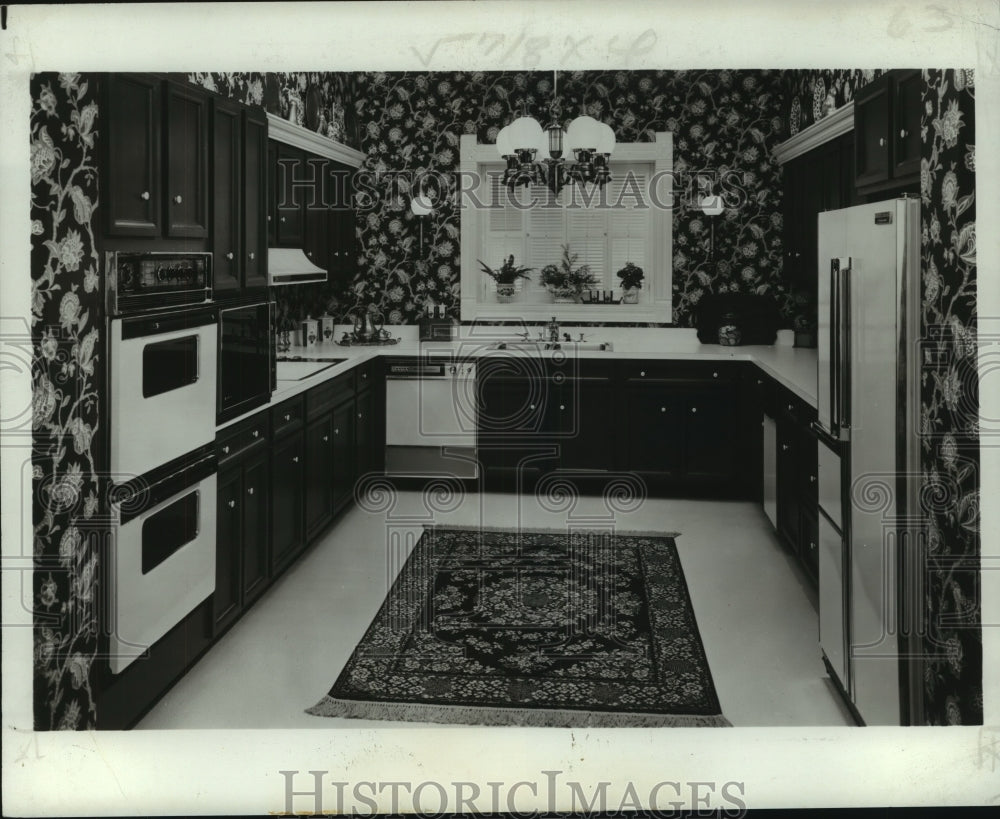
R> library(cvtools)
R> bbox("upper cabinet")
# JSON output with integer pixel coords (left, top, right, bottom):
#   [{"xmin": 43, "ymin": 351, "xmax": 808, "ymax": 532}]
[
  {"xmin": 853, "ymin": 70, "xmax": 920, "ymax": 195},
  {"xmin": 105, "ymin": 74, "xmax": 162, "ymax": 237},
  {"xmin": 105, "ymin": 76, "xmax": 209, "ymax": 239},
  {"xmin": 213, "ymin": 98, "xmax": 268, "ymax": 294}
]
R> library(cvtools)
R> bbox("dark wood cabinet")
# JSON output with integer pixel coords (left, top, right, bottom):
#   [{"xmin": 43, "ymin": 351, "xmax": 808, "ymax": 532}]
[
  {"xmin": 623, "ymin": 382, "xmax": 685, "ymax": 478},
  {"xmin": 214, "ymin": 418, "xmax": 271, "ymax": 636},
  {"xmin": 555, "ymin": 374, "xmax": 615, "ymax": 471},
  {"xmin": 274, "ymin": 143, "xmax": 306, "ymax": 246},
  {"xmin": 891, "ymin": 69, "xmax": 922, "ymax": 180},
  {"xmin": 105, "ymin": 74, "xmax": 162, "ymax": 237},
  {"xmin": 355, "ymin": 386, "xmax": 377, "ymax": 479},
  {"xmin": 776, "ymin": 414, "xmax": 800, "ymax": 550},
  {"xmin": 854, "ymin": 74, "xmax": 892, "ymax": 189},
  {"xmin": 163, "ymin": 81, "xmax": 210, "ymax": 239},
  {"xmin": 854, "ymin": 70, "xmax": 921, "ymax": 194},
  {"xmin": 683, "ymin": 384, "xmax": 738, "ymax": 482},
  {"xmin": 331, "ymin": 398, "xmax": 357, "ymax": 514},
  {"xmin": 324, "ymin": 161, "xmax": 359, "ymax": 280},
  {"xmin": 211, "ymin": 98, "xmax": 243, "ymax": 293},
  {"xmin": 213, "ymin": 100, "xmax": 269, "ymax": 294},
  {"xmin": 304, "ymin": 412, "xmax": 336, "ymax": 539},
  {"xmin": 271, "ymin": 425, "xmax": 305, "ymax": 573}
]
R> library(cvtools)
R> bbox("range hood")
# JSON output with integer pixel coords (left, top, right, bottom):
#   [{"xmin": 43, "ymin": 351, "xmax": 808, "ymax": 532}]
[{"xmin": 267, "ymin": 248, "xmax": 328, "ymax": 286}]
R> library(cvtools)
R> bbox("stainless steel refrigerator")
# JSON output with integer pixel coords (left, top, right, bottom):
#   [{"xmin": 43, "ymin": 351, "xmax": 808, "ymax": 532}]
[{"xmin": 815, "ymin": 198, "xmax": 921, "ymax": 725}]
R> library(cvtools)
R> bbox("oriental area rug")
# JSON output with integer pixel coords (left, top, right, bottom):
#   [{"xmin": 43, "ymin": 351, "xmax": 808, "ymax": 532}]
[{"xmin": 307, "ymin": 526, "xmax": 730, "ymax": 727}]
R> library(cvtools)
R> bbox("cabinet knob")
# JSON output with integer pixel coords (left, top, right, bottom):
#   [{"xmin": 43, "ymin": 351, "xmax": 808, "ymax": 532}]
[
  {"xmin": 787, "ymin": 403, "xmax": 794, "ymax": 411},
  {"xmin": 691, "ymin": 406, "xmax": 697, "ymax": 413},
  {"xmin": 292, "ymin": 455, "xmax": 299, "ymax": 463},
  {"xmin": 249, "ymin": 252, "xmax": 255, "ymax": 260},
  {"xmin": 660, "ymin": 406, "xmax": 667, "ymax": 413},
  {"xmin": 809, "ymin": 541, "xmax": 817, "ymax": 550},
  {"xmin": 174, "ymin": 195, "xmax": 183, "ymax": 204},
  {"xmin": 559, "ymin": 404, "xmax": 565, "ymax": 411},
  {"xmin": 140, "ymin": 191, "xmax": 150, "ymax": 201},
  {"xmin": 307, "ymin": 251, "xmax": 312, "ymax": 257},
  {"xmin": 322, "ymin": 435, "xmax": 329, "ymax": 442},
  {"xmin": 529, "ymin": 404, "xmax": 536, "ymax": 410},
  {"xmin": 284, "ymin": 413, "xmax": 291, "ymax": 421},
  {"xmin": 810, "ymin": 475, "xmax": 817, "ymax": 483},
  {"xmin": 794, "ymin": 252, "xmax": 801, "ymax": 258},
  {"xmin": 226, "ymin": 252, "xmax": 234, "ymax": 261},
  {"xmin": 640, "ymin": 370, "xmax": 646, "ymax": 377},
  {"xmin": 361, "ymin": 373, "xmax": 367, "ymax": 379},
  {"xmin": 358, "ymin": 412, "xmax": 363, "ymax": 419},
  {"xmin": 252, "ymin": 429, "xmax": 260, "ymax": 438},
  {"xmin": 756, "ymin": 379, "xmax": 763, "ymax": 386},
  {"xmin": 221, "ymin": 445, "xmax": 230, "ymax": 454},
  {"xmin": 899, "ymin": 128, "xmax": 907, "ymax": 139},
  {"xmin": 334, "ymin": 428, "xmax": 340, "ymax": 435},
  {"xmin": 280, "ymin": 216, "xmax": 286, "ymax": 223},
  {"xmin": 712, "ymin": 371, "xmax": 718, "ymax": 378},
  {"xmin": 879, "ymin": 137, "xmax": 886, "ymax": 147},
  {"xmin": 247, "ymin": 487, "xmax": 255, "ymax": 495},
  {"xmin": 333, "ymin": 251, "xmax": 340, "ymax": 257},
  {"xmin": 782, "ymin": 444, "xmax": 790, "ymax": 451},
  {"xmin": 228, "ymin": 499, "xmax": 236, "ymax": 509}
]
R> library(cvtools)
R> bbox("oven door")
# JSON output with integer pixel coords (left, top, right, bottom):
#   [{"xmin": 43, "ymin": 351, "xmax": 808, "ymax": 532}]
[
  {"xmin": 110, "ymin": 307, "xmax": 217, "ymax": 479},
  {"xmin": 109, "ymin": 450, "xmax": 217, "ymax": 674},
  {"xmin": 217, "ymin": 301, "xmax": 276, "ymax": 424}
]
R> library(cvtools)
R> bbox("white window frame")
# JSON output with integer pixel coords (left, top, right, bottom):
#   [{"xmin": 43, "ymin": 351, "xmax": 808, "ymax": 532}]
[{"xmin": 460, "ymin": 131, "xmax": 673, "ymax": 323}]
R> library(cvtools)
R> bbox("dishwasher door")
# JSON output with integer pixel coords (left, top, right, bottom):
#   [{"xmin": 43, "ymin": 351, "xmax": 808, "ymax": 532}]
[
  {"xmin": 385, "ymin": 366, "xmax": 478, "ymax": 478},
  {"xmin": 762, "ymin": 414, "xmax": 777, "ymax": 527}
]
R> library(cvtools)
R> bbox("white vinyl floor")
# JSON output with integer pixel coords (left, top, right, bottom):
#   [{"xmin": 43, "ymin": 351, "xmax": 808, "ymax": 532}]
[{"xmin": 138, "ymin": 491, "xmax": 855, "ymax": 729}]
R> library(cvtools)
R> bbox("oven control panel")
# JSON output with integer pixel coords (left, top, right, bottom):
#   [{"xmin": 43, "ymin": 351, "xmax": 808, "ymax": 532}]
[{"xmin": 108, "ymin": 251, "xmax": 212, "ymax": 315}]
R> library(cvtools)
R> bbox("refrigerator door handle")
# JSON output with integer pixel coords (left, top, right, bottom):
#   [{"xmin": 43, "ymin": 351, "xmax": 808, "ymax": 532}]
[
  {"xmin": 830, "ymin": 260, "xmax": 841, "ymax": 435},
  {"xmin": 839, "ymin": 258, "xmax": 852, "ymax": 434}
]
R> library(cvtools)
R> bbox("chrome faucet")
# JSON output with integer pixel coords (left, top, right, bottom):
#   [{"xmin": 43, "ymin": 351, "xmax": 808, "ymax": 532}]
[{"xmin": 547, "ymin": 316, "xmax": 559, "ymax": 343}]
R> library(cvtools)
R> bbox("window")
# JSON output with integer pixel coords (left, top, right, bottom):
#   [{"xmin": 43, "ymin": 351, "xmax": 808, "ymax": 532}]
[{"xmin": 460, "ymin": 132, "xmax": 673, "ymax": 323}]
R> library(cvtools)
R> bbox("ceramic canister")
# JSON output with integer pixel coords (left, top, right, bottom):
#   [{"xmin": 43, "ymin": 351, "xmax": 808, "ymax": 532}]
[
  {"xmin": 299, "ymin": 318, "xmax": 319, "ymax": 347},
  {"xmin": 318, "ymin": 315, "xmax": 335, "ymax": 343}
]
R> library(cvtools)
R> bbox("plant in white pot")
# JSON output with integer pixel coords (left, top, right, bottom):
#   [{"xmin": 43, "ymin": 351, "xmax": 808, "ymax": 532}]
[
  {"xmin": 616, "ymin": 261, "xmax": 644, "ymax": 304},
  {"xmin": 540, "ymin": 244, "xmax": 598, "ymax": 304},
  {"xmin": 477, "ymin": 255, "xmax": 533, "ymax": 303}
]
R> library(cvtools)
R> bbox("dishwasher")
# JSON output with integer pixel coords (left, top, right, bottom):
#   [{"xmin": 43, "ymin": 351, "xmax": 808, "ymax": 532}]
[{"xmin": 384, "ymin": 358, "xmax": 479, "ymax": 479}]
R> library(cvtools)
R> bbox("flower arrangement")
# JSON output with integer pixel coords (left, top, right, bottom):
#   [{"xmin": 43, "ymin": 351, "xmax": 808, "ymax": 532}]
[
  {"xmin": 540, "ymin": 244, "xmax": 598, "ymax": 303},
  {"xmin": 478, "ymin": 255, "xmax": 533, "ymax": 303},
  {"xmin": 616, "ymin": 262, "xmax": 645, "ymax": 303}
]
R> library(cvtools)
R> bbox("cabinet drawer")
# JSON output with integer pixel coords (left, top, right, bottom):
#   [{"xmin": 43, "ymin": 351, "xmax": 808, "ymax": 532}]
[
  {"xmin": 622, "ymin": 360, "xmax": 736, "ymax": 383},
  {"xmin": 307, "ymin": 373, "xmax": 354, "ymax": 420},
  {"xmin": 271, "ymin": 396, "xmax": 305, "ymax": 438},
  {"xmin": 354, "ymin": 359, "xmax": 378, "ymax": 392},
  {"xmin": 217, "ymin": 413, "xmax": 268, "ymax": 464}
]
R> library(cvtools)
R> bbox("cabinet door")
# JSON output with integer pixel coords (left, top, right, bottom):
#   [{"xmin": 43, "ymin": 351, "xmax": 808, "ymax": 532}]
[
  {"xmin": 623, "ymin": 383, "xmax": 685, "ymax": 477},
  {"xmin": 331, "ymin": 399, "xmax": 356, "ymax": 514},
  {"xmin": 275, "ymin": 143, "xmax": 305, "ymax": 246},
  {"xmin": 799, "ymin": 505, "xmax": 819, "ymax": 585},
  {"xmin": 271, "ymin": 432, "xmax": 304, "ymax": 572},
  {"xmin": 683, "ymin": 384, "xmax": 738, "ymax": 483},
  {"xmin": 164, "ymin": 82, "xmax": 210, "ymax": 238},
  {"xmin": 327, "ymin": 162, "xmax": 357, "ymax": 279},
  {"xmin": 775, "ymin": 417, "xmax": 799, "ymax": 549},
  {"xmin": 305, "ymin": 414, "xmax": 335, "ymax": 538},
  {"xmin": 267, "ymin": 141, "xmax": 278, "ymax": 246},
  {"xmin": 242, "ymin": 449, "xmax": 270, "ymax": 605},
  {"xmin": 304, "ymin": 200, "xmax": 329, "ymax": 275},
  {"xmin": 555, "ymin": 377, "xmax": 614, "ymax": 471},
  {"xmin": 211, "ymin": 98, "xmax": 242, "ymax": 293},
  {"xmin": 892, "ymin": 69, "xmax": 922, "ymax": 180},
  {"xmin": 478, "ymin": 374, "xmax": 552, "ymax": 437},
  {"xmin": 781, "ymin": 157, "xmax": 804, "ymax": 281},
  {"xmin": 213, "ymin": 465, "xmax": 243, "ymax": 635},
  {"xmin": 854, "ymin": 74, "xmax": 892, "ymax": 188},
  {"xmin": 105, "ymin": 74, "xmax": 161, "ymax": 237},
  {"xmin": 355, "ymin": 388, "xmax": 375, "ymax": 479},
  {"xmin": 243, "ymin": 109, "xmax": 269, "ymax": 290}
]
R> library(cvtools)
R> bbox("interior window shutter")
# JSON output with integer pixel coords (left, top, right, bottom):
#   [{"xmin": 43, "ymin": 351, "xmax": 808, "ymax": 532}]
[
  {"xmin": 525, "ymin": 183, "xmax": 565, "ymax": 295},
  {"xmin": 564, "ymin": 184, "xmax": 608, "ymax": 288},
  {"xmin": 483, "ymin": 172, "xmax": 526, "ymax": 294},
  {"xmin": 608, "ymin": 163, "xmax": 652, "ymax": 285}
]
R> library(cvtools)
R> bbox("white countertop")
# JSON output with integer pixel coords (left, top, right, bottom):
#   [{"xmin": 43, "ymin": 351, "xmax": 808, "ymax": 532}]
[{"xmin": 224, "ymin": 327, "xmax": 818, "ymax": 430}]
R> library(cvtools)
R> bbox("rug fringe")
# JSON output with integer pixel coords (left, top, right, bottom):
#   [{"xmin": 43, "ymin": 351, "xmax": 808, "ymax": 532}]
[
  {"xmin": 423, "ymin": 524, "xmax": 681, "ymax": 538},
  {"xmin": 306, "ymin": 696, "xmax": 731, "ymax": 728}
]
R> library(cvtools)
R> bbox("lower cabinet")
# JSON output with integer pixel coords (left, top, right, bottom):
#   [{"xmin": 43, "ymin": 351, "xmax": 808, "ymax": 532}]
[
  {"xmin": 305, "ymin": 411, "xmax": 336, "ymax": 539},
  {"xmin": 214, "ymin": 442, "xmax": 270, "ymax": 636},
  {"xmin": 331, "ymin": 398, "xmax": 357, "ymax": 513},
  {"xmin": 271, "ymin": 423, "xmax": 305, "ymax": 573}
]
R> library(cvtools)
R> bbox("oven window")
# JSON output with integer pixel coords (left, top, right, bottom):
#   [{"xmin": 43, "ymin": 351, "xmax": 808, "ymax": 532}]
[
  {"xmin": 143, "ymin": 335, "xmax": 199, "ymax": 398},
  {"xmin": 142, "ymin": 490, "xmax": 199, "ymax": 574},
  {"xmin": 220, "ymin": 306, "xmax": 270, "ymax": 408}
]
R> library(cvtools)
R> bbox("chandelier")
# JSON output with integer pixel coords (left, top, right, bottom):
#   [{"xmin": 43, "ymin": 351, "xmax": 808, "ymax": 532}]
[{"xmin": 495, "ymin": 72, "xmax": 615, "ymax": 196}]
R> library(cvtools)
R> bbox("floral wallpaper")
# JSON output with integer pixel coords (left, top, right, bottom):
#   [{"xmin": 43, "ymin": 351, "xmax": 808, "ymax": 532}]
[
  {"xmin": 30, "ymin": 73, "xmax": 103, "ymax": 730},
  {"xmin": 314, "ymin": 69, "xmax": 791, "ymax": 326},
  {"xmin": 186, "ymin": 71, "xmax": 359, "ymax": 147},
  {"xmin": 780, "ymin": 69, "xmax": 887, "ymax": 133},
  {"xmin": 918, "ymin": 69, "xmax": 980, "ymax": 725}
]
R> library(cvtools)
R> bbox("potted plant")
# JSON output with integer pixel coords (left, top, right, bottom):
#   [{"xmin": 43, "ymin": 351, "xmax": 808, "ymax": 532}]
[
  {"xmin": 616, "ymin": 261, "xmax": 645, "ymax": 304},
  {"xmin": 477, "ymin": 255, "xmax": 533, "ymax": 303},
  {"xmin": 540, "ymin": 244, "xmax": 599, "ymax": 303}
]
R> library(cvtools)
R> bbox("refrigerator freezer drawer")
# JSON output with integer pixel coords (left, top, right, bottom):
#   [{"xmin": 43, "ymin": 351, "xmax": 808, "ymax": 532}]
[
  {"xmin": 817, "ymin": 439, "xmax": 842, "ymax": 531},
  {"xmin": 818, "ymin": 511, "xmax": 849, "ymax": 695}
]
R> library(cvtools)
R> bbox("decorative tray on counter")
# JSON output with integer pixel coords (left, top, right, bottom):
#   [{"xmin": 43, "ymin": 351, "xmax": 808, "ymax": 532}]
[{"xmin": 334, "ymin": 334, "xmax": 400, "ymax": 346}]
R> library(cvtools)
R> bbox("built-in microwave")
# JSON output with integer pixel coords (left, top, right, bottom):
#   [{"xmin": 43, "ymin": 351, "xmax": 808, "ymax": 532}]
[{"xmin": 217, "ymin": 301, "xmax": 276, "ymax": 424}]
